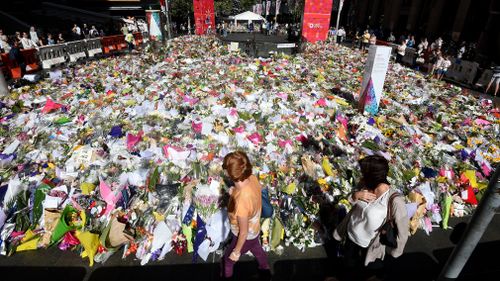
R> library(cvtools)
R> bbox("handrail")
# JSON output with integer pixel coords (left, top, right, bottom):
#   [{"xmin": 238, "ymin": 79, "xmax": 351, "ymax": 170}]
[{"xmin": 437, "ymin": 167, "xmax": 500, "ymax": 281}]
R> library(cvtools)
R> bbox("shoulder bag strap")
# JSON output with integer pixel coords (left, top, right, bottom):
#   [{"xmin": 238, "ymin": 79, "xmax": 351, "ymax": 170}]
[{"xmin": 386, "ymin": 192, "xmax": 400, "ymax": 223}]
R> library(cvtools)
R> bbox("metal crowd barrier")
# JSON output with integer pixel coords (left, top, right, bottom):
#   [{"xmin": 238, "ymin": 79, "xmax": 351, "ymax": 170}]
[
  {"xmin": 86, "ymin": 38, "xmax": 103, "ymax": 57},
  {"xmin": 0, "ymin": 32, "xmax": 144, "ymax": 78},
  {"xmin": 402, "ymin": 48, "xmax": 417, "ymax": 65},
  {"xmin": 445, "ymin": 60, "xmax": 479, "ymax": 85},
  {"xmin": 37, "ymin": 44, "xmax": 67, "ymax": 70},
  {"xmin": 65, "ymin": 40, "xmax": 87, "ymax": 63},
  {"xmin": 475, "ymin": 69, "xmax": 493, "ymax": 89}
]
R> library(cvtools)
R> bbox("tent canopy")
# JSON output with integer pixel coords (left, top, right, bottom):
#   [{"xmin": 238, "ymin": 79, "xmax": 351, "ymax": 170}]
[{"xmin": 231, "ymin": 11, "xmax": 266, "ymax": 23}]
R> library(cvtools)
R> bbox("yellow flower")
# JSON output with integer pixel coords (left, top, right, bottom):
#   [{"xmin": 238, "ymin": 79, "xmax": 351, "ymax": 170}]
[{"xmin": 317, "ymin": 178, "xmax": 327, "ymax": 185}]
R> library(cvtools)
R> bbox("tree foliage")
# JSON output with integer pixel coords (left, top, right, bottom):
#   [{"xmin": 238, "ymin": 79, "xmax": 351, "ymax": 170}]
[
  {"xmin": 170, "ymin": 0, "xmax": 193, "ymax": 19},
  {"xmin": 169, "ymin": 0, "xmax": 260, "ymax": 19}
]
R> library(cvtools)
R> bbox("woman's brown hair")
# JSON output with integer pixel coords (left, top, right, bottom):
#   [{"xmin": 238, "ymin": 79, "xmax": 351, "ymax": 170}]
[{"xmin": 222, "ymin": 151, "xmax": 252, "ymax": 182}]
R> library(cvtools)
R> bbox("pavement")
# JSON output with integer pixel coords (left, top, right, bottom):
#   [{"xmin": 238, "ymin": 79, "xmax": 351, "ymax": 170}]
[{"xmin": 0, "ymin": 213, "xmax": 499, "ymax": 281}]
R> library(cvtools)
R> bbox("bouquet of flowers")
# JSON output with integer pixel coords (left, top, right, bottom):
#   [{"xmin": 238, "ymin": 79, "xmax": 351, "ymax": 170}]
[{"xmin": 192, "ymin": 181, "xmax": 221, "ymax": 222}]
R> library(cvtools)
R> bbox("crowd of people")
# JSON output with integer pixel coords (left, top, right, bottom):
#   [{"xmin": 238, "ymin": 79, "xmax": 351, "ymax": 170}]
[
  {"xmin": 326, "ymin": 27, "xmax": 500, "ymax": 96},
  {"xmin": 0, "ymin": 23, "xmax": 109, "ymax": 55}
]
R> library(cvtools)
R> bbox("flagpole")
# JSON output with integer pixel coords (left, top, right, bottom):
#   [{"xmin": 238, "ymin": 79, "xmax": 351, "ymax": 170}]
[
  {"xmin": 160, "ymin": 0, "xmax": 172, "ymax": 41},
  {"xmin": 334, "ymin": 0, "xmax": 344, "ymax": 44}
]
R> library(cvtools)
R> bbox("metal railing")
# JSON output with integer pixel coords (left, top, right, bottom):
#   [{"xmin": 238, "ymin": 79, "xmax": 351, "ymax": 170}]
[{"xmin": 437, "ymin": 167, "xmax": 500, "ymax": 280}]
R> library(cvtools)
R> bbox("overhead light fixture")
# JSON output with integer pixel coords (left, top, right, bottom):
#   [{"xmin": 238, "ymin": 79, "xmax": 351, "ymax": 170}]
[{"xmin": 108, "ymin": 6, "xmax": 143, "ymax": 10}]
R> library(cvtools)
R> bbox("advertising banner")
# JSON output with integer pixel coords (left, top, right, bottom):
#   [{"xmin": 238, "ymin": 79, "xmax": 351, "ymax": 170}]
[
  {"xmin": 301, "ymin": 0, "xmax": 333, "ymax": 42},
  {"xmin": 193, "ymin": 0, "xmax": 215, "ymax": 35}
]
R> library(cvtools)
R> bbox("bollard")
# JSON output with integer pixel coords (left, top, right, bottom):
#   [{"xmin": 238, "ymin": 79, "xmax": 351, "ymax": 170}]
[
  {"xmin": 437, "ymin": 167, "xmax": 500, "ymax": 281},
  {"xmin": 0, "ymin": 68, "xmax": 8, "ymax": 96}
]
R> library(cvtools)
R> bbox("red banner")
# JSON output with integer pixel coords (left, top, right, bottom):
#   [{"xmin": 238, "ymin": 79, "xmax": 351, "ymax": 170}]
[
  {"xmin": 193, "ymin": 0, "xmax": 215, "ymax": 35},
  {"xmin": 302, "ymin": 0, "xmax": 333, "ymax": 42}
]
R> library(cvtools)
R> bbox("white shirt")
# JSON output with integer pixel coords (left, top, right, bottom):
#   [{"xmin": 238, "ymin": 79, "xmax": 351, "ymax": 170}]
[
  {"xmin": 347, "ymin": 189, "xmax": 391, "ymax": 248},
  {"xmin": 21, "ymin": 37, "xmax": 36, "ymax": 49},
  {"xmin": 75, "ymin": 26, "xmax": 81, "ymax": 35},
  {"xmin": 397, "ymin": 44, "xmax": 406, "ymax": 56},
  {"xmin": 438, "ymin": 59, "xmax": 451, "ymax": 70},
  {"xmin": 30, "ymin": 31, "xmax": 39, "ymax": 43}
]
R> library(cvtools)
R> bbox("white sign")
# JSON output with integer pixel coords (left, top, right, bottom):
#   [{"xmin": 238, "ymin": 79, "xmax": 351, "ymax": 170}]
[
  {"xmin": 230, "ymin": 42, "xmax": 239, "ymax": 52},
  {"xmin": 359, "ymin": 45, "xmax": 392, "ymax": 115},
  {"xmin": 277, "ymin": 43, "xmax": 296, "ymax": 49}
]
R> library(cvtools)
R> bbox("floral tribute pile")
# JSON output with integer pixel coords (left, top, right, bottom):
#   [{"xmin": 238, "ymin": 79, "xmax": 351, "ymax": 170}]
[{"xmin": 0, "ymin": 36, "xmax": 498, "ymax": 265}]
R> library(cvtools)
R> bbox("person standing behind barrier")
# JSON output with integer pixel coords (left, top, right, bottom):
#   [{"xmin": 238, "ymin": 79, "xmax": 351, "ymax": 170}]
[
  {"xmin": 407, "ymin": 35, "xmax": 415, "ymax": 48},
  {"xmin": 369, "ymin": 34, "xmax": 377, "ymax": 47},
  {"xmin": 82, "ymin": 23, "xmax": 90, "ymax": 39},
  {"xmin": 72, "ymin": 24, "xmax": 81, "ymax": 40},
  {"xmin": 337, "ymin": 27, "xmax": 346, "ymax": 43},
  {"xmin": 0, "ymin": 30, "xmax": 7, "ymax": 53},
  {"xmin": 415, "ymin": 42, "xmax": 425, "ymax": 71},
  {"xmin": 421, "ymin": 37, "xmax": 429, "ymax": 50},
  {"xmin": 361, "ymin": 30, "xmax": 370, "ymax": 52},
  {"xmin": 436, "ymin": 55, "xmax": 451, "ymax": 81},
  {"xmin": 20, "ymin": 32, "xmax": 36, "ymax": 49},
  {"xmin": 125, "ymin": 32, "xmax": 134, "ymax": 51},
  {"xmin": 0, "ymin": 35, "xmax": 10, "ymax": 53},
  {"xmin": 221, "ymin": 151, "xmax": 271, "ymax": 281},
  {"xmin": 90, "ymin": 26, "xmax": 99, "ymax": 38},
  {"xmin": 485, "ymin": 65, "xmax": 500, "ymax": 97},
  {"xmin": 333, "ymin": 155, "xmax": 409, "ymax": 281},
  {"xmin": 47, "ymin": 33, "xmax": 55, "ymax": 45},
  {"xmin": 121, "ymin": 24, "xmax": 129, "ymax": 35},
  {"xmin": 222, "ymin": 21, "xmax": 227, "ymax": 37},
  {"xmin": 387, "ymin": 32, "xmax": 395, "ymax": 43},
  {"xmin": 432, "ymin": 53, "xmax": 444, "ymax": 80},
  {"xmin": 428, "ymin": 48, "xmax": 442, "ymax": 78},
  {"xmin": 29, "ymin": 26, "xmax": 40, "ymax": 46},
  {"xmin": 396, "ymin": 40, "xmax": 406, "ymax": 64},
  {"xmin": 57, "ymin": 33, "xmax": 65, "ymax": 44},
  {"xmin": 8, "ymin": 39, "xmax": 25, "ymax": 76}
]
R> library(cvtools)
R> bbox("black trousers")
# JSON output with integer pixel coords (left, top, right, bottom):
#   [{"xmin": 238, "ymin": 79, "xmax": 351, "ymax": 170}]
[{"xmin": 339, "ymin": 238, "xmax": 385, "ymax": 281}]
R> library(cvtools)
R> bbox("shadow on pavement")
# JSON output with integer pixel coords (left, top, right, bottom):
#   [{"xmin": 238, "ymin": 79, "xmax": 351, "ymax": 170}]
[
  {"xmin": 1, "ymin": 241, "xmax": 498, "ymax": 281},
  {"xmin": 0, "ymin": 266, "xmax": 86, "ymax": 281},
  {"xmin": 89, "ymin": 260, "xmax": 264, "ymax": 281},
  {"xmin": 433, "ymin": 240, "xmax": 500, "ymax": 281}
]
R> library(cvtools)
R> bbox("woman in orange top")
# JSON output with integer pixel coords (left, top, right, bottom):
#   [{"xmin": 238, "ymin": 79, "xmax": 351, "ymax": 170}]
[{"xmin": 221, "ymin": 151, "xmax": 270, "ymax": 280}]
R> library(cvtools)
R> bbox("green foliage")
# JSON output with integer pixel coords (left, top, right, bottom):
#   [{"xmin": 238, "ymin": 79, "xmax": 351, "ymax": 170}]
[
  {"xmin": 170, "ymin": 0, "xmax": 194, "ymax": 19},
  {"xmin": 169, "ymin": 0, "xmax": 258, "ymax": 18},
  {"xmin": 240, "ymin": 0, "xmax": 258, "ymax": 12},
  {"xmin": 215, "ymin": 0, "xmax": 233, "ymax": 16}
]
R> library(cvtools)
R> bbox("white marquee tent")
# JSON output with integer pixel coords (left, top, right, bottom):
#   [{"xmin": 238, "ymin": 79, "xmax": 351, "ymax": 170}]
[{"xmin": 230, "ymin": 11, "xmax": 266, "ymax": 24}]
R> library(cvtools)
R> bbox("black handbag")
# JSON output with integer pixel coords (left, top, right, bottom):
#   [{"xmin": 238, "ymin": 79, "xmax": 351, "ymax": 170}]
[{"xmin": 379, "ymin": 193, "xmax": 400, "ymax": 248}]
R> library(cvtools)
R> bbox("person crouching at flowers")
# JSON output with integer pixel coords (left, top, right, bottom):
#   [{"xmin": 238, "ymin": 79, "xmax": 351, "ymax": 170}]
[
  {"xmin": 332, "ymin": 155, "xmax": 409, "ymax": 281},
  {"xmin": 221, "ymin": 151, "xmax": 271, "ymax": 280}
]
